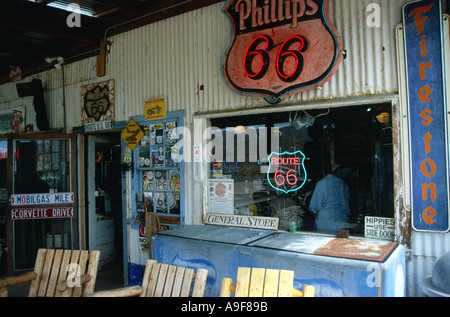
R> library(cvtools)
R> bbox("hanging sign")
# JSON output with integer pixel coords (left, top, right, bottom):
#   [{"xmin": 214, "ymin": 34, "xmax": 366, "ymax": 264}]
[
  {"xmin": 122, "ymin": 118, "xmax": 144, "ymax": 151},
  {"xmin": 11, "ymin": 207, "xmax": 74, "ymax": 220},
  {"xmin": 10, "ymin": 192, "xmax": 74, "ymax": 206},
  {"xmin": 403, "ymin": 0, "xmax": 450, "ymax": 232},
  {"xmin": 266, "ymin": 151, "xmax": 307, "ymax": 194},
  {"xmin": 145, "ymin": 98, "xmax": 166, "ymax": 120},
  {"xmin": 221, "ymin": 0, "xmax": 343, "ymax": 103}
]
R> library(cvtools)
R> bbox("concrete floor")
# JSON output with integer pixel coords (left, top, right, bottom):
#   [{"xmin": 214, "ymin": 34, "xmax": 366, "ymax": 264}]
[{"xmin": 4, "ymin": 265, "xmax": 124, "ymax": 297}]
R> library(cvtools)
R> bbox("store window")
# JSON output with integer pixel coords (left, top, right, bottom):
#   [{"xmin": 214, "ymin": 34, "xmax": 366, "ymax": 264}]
[
  {"xmin": 209, "ymin": 104, "xmax": 394, "ymax": 238},
  {"xmin": 11, "ymin": 137, "xmax": 75, "ymax": 270}
]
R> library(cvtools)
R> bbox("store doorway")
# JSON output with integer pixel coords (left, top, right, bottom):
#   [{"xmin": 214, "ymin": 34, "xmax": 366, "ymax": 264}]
[{"xmin": 86, "ymin": 133, "xmax": 123, "ymax": 272}]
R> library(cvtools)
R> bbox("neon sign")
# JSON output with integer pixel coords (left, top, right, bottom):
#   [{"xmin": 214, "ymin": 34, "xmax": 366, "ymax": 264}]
[
  {"xmin": 222, "ymin": 0, "xmax": 343, "ymax": 103},
  {"xmin": 267, "ymin": 151, "xmax": 307, "ymax": 194}
]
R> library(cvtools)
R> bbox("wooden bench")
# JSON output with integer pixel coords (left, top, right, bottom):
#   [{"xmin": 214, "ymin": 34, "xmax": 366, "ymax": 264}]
[
  {"xmin": 220, "ymin": 267, "xmax": 315, "ymax": 297},
  {"xmin": 90, "ymin": 259, "xmax": 208, "ymax": 297},
  {"xmin": 0, "ymin": 248, "xmax": 100, "ymax": 297}
]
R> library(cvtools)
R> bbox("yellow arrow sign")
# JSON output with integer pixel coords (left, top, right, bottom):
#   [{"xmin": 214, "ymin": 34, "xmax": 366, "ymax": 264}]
[{"xmin": 122, "ymin": 118, "xmax": 143, "ymax": 151}]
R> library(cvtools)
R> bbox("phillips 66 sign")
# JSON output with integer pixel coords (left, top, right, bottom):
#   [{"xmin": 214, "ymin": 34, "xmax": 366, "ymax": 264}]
[{"xmin": 222, "ymin": 0, "xmax": 343, "ymax": 103}]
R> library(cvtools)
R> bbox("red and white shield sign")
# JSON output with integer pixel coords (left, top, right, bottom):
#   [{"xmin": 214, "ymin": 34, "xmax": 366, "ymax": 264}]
[{"xmin": 222, "ymin": 0, "xmax": 343, "ymax": 103}]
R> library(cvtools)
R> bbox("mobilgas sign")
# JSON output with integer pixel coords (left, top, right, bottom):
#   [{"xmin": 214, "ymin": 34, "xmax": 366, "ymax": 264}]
[
  {"xmin": 11, "ymin": 192, "xmax": 74, "ymax": 206},
  {"xmin": 403, "ymin": 0, "xmax": 450, "ymax": 232},
  {"xmin": 222, "ymin": 0, "xmax": 343, "ymax": 103}
]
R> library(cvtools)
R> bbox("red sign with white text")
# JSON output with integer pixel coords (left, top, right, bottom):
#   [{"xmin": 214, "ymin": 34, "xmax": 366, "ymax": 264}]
[
  {"xmin": 222, "ymin": 0, "xmax": 343, "ymax": 103},
  {"xmin": 11, "ymin": 207, "xmax": 74, "ymax": 220}
]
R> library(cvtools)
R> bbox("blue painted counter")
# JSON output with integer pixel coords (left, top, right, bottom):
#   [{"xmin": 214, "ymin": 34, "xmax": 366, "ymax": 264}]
[{"xmin": 151, "ymin": 225, "xmax": 405, "ymax": 297}]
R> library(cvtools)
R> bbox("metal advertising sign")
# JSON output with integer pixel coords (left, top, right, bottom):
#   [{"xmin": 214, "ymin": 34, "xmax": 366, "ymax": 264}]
[
  {"xmin": 403, "ymin": 0, "xmax": 450, "ymax": 232},
  {"xmin": 222, "ymin": 0, "xmax": 343, "ymax": 103}
]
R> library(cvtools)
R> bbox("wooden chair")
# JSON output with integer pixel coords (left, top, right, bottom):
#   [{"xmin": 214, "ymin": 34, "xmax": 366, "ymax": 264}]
[
  {"xmin": 0, "ymin": 248, "xmax": 100, "ymax": 297},
  {"xmin": 220, "ymin": 267, "xmax": 315, "ymax": 297},
  {"xmin": 90, "ymin": 259, "xmax": 208, "ymax": 297}
]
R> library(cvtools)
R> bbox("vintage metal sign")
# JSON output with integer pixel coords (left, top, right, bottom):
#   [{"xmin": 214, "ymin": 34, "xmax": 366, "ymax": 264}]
[
  {"xmin": 11, "ymin": 207, "xmax": 74, "ymax": 220},
  {"xmin": 267, "ymin": 151, "xmax": 307, "ymax": 194},
  {"xmin": 10, "ymin": 192, "xmax": 74, "ymax": 206},
  {"xmin": 122, "ymin": 118, "xmax": 144, "ymax": 151},
  {"xmin": 403, "ymin": 0, "xmax": 449, "ymax": 232},
  {"xmin": 81, "ymin": 80, "xmax": 115, "ymax": 124},
  {"xmin": 222, "ymin": 0, "xmax": 343, "ymax": 103}
]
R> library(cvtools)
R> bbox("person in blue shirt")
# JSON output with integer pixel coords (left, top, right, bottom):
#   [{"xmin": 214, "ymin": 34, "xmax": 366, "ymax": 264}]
[{"xmin": 308, "ymin": 172, "xmax": 350, "ymax": 234}]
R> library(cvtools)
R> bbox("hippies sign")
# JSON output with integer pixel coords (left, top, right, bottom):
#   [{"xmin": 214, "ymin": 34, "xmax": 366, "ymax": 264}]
[{"xmin": 222, "ymin": 0, "xmax": 343, "ymax": 103}]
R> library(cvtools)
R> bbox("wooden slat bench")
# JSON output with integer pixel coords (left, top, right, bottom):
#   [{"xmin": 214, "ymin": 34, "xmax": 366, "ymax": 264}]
[
  {"xmin": 0, "ymin": 248, "xmax": 100, "ymax": 297},
  {"xmin": 90, "ymin": 259, "xmax": 208, "ymax": 297},
  {"xmin": 220, "ymin": 267, "xmax": 315, "ymax": 297}
]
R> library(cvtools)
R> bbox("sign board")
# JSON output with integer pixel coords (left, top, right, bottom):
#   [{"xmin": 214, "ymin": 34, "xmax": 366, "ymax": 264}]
[
  {"xmin": 122, "ymin": 118, "xmax": 144, "ymax": 151},
  {"xmin": 0, "ymin": 108, "xmax": 25, "ymax": 134},
  {"xmin": 145, "ymin": 98, "xmax": 166, "ymax": 120},
  {"xmin": 205, "ymin": 213, "xmax": 279, "ymax": 230},
  {"xmin": 221, "ymin": 0, "xmax": 343, "ymax": 103},
  {"xmin": 364, "ymin": 216, "xmax": 395, "ymax": 240},
  {"xmin": 208, "ymin": 179, "xmax": 234, "ymax": 215},
  {"xmin": 81, "ymin": 80, "xmax": 115, "ymax": 124},
  {"xmin": 10, "ymin": 192, "xmax": 74, "ymax": 206},
  {"xmin": 267, "ymin": 151, "xmax": 307, "ymax": 194},
  {"xmin": 84, "ymin": 120, "xmax": 114, "ymax": 132},
  {"xmin": 11, "ymin": 207, "xmax": 74, "ymax": 220},
  {"xmin": 403, "ymin": 0, "xmax": 450, "ymax": 232}
]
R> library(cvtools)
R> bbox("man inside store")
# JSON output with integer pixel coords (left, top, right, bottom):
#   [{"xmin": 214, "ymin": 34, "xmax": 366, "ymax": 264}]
[{"xmin": 308, "ymin": 167, "xmax": 350, "ymax": 235}]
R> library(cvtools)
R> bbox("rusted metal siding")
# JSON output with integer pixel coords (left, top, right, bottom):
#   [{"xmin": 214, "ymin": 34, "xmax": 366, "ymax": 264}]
[{"xmin": 2, "ymin": 0, "xmax": 404, "ymax": 129}]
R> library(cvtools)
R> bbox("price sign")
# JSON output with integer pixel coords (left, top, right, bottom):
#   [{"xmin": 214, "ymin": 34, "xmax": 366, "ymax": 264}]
[{"xmin": 266, "ymin": 151, "xmax": 307, "ymax": 194}]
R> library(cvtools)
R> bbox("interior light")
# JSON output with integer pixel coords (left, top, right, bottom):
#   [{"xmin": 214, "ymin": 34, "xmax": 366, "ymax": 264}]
[
  {"xmin": 376, "ymin": 112, "xmax": 390, "ymax": 125},
  {"xmin": 234, "ymin": 125, "xmax": 246, "ymax": 134}
]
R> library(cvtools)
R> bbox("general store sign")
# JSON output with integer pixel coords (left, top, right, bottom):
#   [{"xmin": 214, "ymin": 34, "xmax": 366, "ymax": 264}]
[
  {"xmin": 403, "ymin": 0, "xmax": 450, "ymax": 232},
  {"xmin": 11, "ymin": 207, "xmax": 74, "ymax": 220},
  {"xmin": 222, "ymin": 0, "xmax": 343, "ymax": 103},
  {"xmin": 10, "ymin": 192, "xmax": 74, "ymax": 206},
  {"xmin": 205, "ymin": 213, "xmax": 279, "ymax": 230}
]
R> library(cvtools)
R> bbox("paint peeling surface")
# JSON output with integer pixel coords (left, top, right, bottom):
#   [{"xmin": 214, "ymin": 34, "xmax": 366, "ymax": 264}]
[{"xmin": 313, "ymin": 238, "xmax": 398, "ymax": 262}]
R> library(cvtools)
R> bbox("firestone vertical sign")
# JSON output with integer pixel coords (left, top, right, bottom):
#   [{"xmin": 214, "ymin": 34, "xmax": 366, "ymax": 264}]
[
  {"xmin": 403, "ymin": 0, "xmax": 450, "ymax": 232},
  {"xmin": 221, "ymin": 0, "xmax": 343, "ymax": 103}
]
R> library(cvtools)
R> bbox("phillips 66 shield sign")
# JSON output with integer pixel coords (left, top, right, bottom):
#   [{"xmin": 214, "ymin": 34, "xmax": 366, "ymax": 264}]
[{"xmin": 222, "ymin": 0, "xmax": 343, "ymax": 103}]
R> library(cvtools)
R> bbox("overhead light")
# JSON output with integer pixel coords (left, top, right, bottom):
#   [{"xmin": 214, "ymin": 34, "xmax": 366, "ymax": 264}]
[
  {"xmin": 45, "ymin": 56, "xmax": 65, "ymax": 69},
  {"xmin": 376, "ymin": 112, "xmax": 390, "ymax": 126},
  {"xmin": 291, "ymin": 112, "xmax": 315, "ymax": 130},
  {"xmin": 234, "ymin": 125, "xmax": 246, "ymax": 134}
]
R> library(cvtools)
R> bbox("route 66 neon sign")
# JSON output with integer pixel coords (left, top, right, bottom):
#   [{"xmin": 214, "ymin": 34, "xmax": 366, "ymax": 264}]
[{"xmin": 267, "ymin": 151, "xmax": 307, "ymax": 194}]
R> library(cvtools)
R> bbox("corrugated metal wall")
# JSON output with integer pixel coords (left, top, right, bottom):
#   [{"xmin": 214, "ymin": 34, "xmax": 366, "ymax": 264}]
[
  {"xmin": 0, "ymin": 0, "xmax": 449, "ymax": 296},
  {"xmin": 1, "ymin": 0, "xmax": 403, "ymax": 128}
]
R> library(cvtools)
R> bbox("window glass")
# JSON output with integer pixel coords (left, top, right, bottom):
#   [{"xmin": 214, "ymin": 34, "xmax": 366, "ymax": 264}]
[
  {"xmin": 209, "ymin": 105, "xmax": 394, "ymax": 237},
  {"xmin": 136, "ymin": 118, "xmax": 183, "ymax": 230},
  {"xmin": 13, "ymin": 139, "xmax": 71, "ymax": 194}
]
